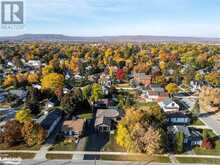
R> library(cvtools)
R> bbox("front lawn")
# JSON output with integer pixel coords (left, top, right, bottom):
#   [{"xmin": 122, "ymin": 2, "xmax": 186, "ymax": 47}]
[
  {"xmin": 102, "ymin": 134, "xmax": 125, "ymax": 152},
  {"xmin": 0, "ymin": 152, "xmax": 36, "ymax": 159},
  {"xmin": 101, "ymin": 155, "xmax": 171, "ymax": 163},
  {"xmin": 193, "ymin": 130, "xmax": 220, "ymax": 155},
  {"xmin": 49, "ymin": 137, "xmax": 76, "ymax": 151},
  {"xmin": 0, "ymin": 143, "xmax": 41, "ymax": 150},
  {"xmin": 177, "ymin": 157, "xmax": 220, "ymax": 164},
  {"xmin": 46, "ymin": 154, "xmax": 73, "ymax": 160},
  {"xmin": 191, "ymin": 117, "xmax": 205, "ymax": 126},
  {"xmin": 78, "ymin": 113, "xmax": 93, "ymax": 120}
]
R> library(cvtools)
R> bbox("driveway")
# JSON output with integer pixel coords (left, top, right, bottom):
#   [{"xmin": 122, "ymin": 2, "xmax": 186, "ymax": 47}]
[{"xmin": 34, "ymin": 119, "xmax": 63, "ymax": 160}]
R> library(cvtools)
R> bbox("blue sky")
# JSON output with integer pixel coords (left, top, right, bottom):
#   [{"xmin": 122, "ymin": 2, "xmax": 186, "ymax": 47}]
[{"xmin": 1, "ymin": 0, "xmax": 220, "ymax": 37}]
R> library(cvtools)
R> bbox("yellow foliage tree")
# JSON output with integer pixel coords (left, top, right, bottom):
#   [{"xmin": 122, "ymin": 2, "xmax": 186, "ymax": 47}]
[
  {"xmin": 165, "ymin": 83, "xmax": 179, "ymax": 95},
  {"xmin": 27, "ymin": 73, "xmax": 39, "ymax": 84},
  {"xmin": 15, "ymin": 108, "xmax": 32, "ymax": 123},
  {"xmin": 3, "ymin": 74, "xmax": 17, "ymax": 87},
  {"xmin": 41, "ymin": 73, "xmax": 64, "ymax": 93}
]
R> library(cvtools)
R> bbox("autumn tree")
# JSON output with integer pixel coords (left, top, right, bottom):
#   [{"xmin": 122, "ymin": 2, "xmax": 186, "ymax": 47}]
[
  {"xmin": 116, "ymin": 68, "xmax": 125, "ymax": 81},
  {"xmin": 41, "ymin": 73, "xmax": 64, "ymax": 93},
  {"xmin": 165, "ymin": 83, "xmax": 179, "ymax": 96},
  {"xmin": 27, "ymin": 73, "xmax": 39, "ymax": 84},
  {"xmin": 90, "ymin": 83, "xmax": 103, "ymax": 102},
  {"xmin": 21, "ymin": 121, "xmax": 46, "ymax": 146},
  {"xmin": 61, "ymin": 88, "xmax": 83, "ymax": 114},
  {"xmin": 205, "ymin": 71, "xmax": 220, "ymax": 87},
  {"xmin": 69, "ymin": 56, "xmax": 79, "ymax": 74},
  {"xmin": 15, "ymin": 108, "xmax": 32, "ymax": 123},
  {"xmin": 116, "ymin": 107, "xmax": 165, "ymax": 155},
  {"xmin": 3, "ymin": 74, "xmax": 17, "ymax": 87},
  {"xmin": 2, "ymin": 120, "xmax": 23, "ymax": 146}
]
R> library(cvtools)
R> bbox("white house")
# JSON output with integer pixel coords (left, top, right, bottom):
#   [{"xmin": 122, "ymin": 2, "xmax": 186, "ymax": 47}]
[
  {"xmin": 27, "ymin": 60, "xmax": 41, "ymax": 68},
  {"xmin": 159, "ymin": 98, "xmax": 180, "ymax": 113}
]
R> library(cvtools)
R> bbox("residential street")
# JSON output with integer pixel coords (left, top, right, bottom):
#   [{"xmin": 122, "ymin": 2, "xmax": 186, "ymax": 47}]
[{"xmin": 13, "ymin": 160, "xmax": 219, "ymax": 165}]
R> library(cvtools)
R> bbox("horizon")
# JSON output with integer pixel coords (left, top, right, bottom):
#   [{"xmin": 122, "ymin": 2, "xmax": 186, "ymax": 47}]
[
  {"xmin": 0, "ymin": 0, "xmax": 220, "ymax": 38},
  {"xmin": 1, "ymin": 33, "xmax": 220, "ymax": 39}
]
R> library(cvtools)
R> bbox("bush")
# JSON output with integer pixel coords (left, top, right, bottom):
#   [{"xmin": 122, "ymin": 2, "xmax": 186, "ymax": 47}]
[{"xmin": 201, "ymin": 138, "xmax": 213, "ymax": 150}]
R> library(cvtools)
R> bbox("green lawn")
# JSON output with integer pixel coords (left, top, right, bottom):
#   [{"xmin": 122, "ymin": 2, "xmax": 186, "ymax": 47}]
[
  {"xmin": 0, "ymin": 143, "xmax": 41, "ymax": 150},
  {"xmin": 46, "ymin": 154, "xmax": 73, "ymax": 160},
  {"xmin": 193, "ymin": 130, "xmax": 220, "ymax": 155},
  {"xmin": 102, "ymin": 134, "xmax": 125, "ymax": 152},
  {"xmin": 0, "ymin": 152, "xmax": 36, "ymax": 159},
  {"xmin": 49, "ymin": 137, "xmax": 76, "ymax": 151},
  {"xmin": 101, "ymin": 155, "xmax": 170, "ymax": 163},
  {"xmin": 78, "ymin": 113, "xmax": 93, "ymax": 120},
  {"xmin": 191, "ymin": 118, "xmax": 205, "ymax": 126},
  {"xmin": 177, "ymin": 157, "xmax": 220, "ymax": 164}
]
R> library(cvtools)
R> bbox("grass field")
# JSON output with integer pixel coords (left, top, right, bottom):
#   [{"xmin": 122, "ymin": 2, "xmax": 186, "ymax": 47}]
[
  {"xmin": 177, "ymin": 157, "xmax": 220, "ymax": 164},
  {"xmin": 46, "ymin": 154, "xmax": 73, "ymax": 160},
  {"xmin": 102, "ymin": 134, "xmax": 125, "ymax": 152},
  {"xmin": 191, "ymin": 117, "xmax": 205, "ymax": 125},
  {"xmin": 101, "ymin": 155, "xmax": 171, "ymax": 163},
  {"xmin": 0, "ymin": 152, "xmax": 36, "ymax": 159},
  {"xmin": 49, "ymin": 137, "xmax": 76, "ymax": 151},
  {"xmin": 0, "ymin": 143, "xmax": 41, "ymax": 150}
]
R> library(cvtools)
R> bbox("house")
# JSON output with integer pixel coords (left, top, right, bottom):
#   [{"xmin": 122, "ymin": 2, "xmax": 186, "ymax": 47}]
[
  {"xmin": 37, "ymin": 110, "xmax": 62, "ymax": 137},
  {"xmin": 168, "ymin": 126, "xmax": 202, "ymax": 147},
  {"xmin": 9, "ymin": 89, "xmax": 27, "ymax": 100},
  {"xmin": 94, "ymin": 99, "xmax": 112, "ymax": 109},
  {"xmin": 0, "ymin": 95, "xmax": 6, "ymax": 103},
  {"xmin": 32, "ymin": 84, "xmax": 41, "ymax": 90},
  {"xmin": 95, "ymin": 108, "xmax": 121, "ymax": 133},
  {"xmin": 143, "ymin": 84, "xmax": 169, "ymax": 102},
  {"xmin": 159, "ymin": 98, "xmax": 180, "ymax": 113},
  {"xmin": 166, "ymin": 112, "xmax": 191, "ymax": 125},
  {"xmin": 133, "ymin": 72, "xmax": 152, "ymax": 86},
  {"xmin": 27, "ymin": 60, "xmax": 41, "ymax": 68},
  {"xmin": 62, "ymin": 119, "xmax": 85, "ymax": 141}
]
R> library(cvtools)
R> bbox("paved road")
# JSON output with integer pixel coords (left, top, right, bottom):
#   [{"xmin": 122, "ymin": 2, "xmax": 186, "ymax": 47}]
[
  {"xmin": 0, "ymin": 159, "xmax": 212, "ymax": 165},
  {"xmin": 4, "ymin": 160, "xmax": 217, "ymax": 165}
]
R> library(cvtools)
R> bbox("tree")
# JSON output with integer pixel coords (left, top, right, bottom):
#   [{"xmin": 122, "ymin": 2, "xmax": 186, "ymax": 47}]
[
  {"xmin": 152, "ymin": 75, "xmax": 166, "ymax": 86},
  {"xmin": 82, "ymin": 85, "xmax": 91, "ymax": 99},
  {"xmin": 69, "ymin": 56, "xmax": 79, "ymax": 74},
  {"xmin": 2, "ymin": 120, "xmax": 23, "ymax": 146},
  {"xmin": 205, "ymin": 71, "xmax": 220, "ymax": 87},
  {"xmin": 194, "ymin": 72, "xmax": 203, "ymax": 81},
  {"xmin": 90, "ymin": 83, "xmax": 103, "ymax": 102},
  {"xmin": 174, "ymin": 131, "xmax": 184, "ymax": 153},
  {"xmin": 3, "ymin": 74, "xmax": 17, "ymax": 87},
  {"xmin": 116, "ymin": 68, "xmax": 125, "ymax": 81},
  {"xmin": 61, "ymin": 88, "xmax": 83, "ymax": 114},
  {"xmin": 27, "ymin": 73, "xmax": 39, "ymax": 84},
  {"xmin": 21, "ymin": 121, "xmax": 46, "ymax": 146},
  {"xmin": 165, "ymin": 83, "xmax": 179, "ymax": 96},
  {"xmin": 15, "ymin": 108, "xmax": 32, "ymax": 123},
  {"xmin": 41, "ymin": 73, "xmax": 64, "ymax": 93},
  {"xmin": 116, "ymin": 107, "xmax": 165, "ymax": 155}
]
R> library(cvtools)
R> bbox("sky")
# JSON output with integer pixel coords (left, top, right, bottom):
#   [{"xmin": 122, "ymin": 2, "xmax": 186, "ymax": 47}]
[{"xmin": 0, "ymin": 0, "xmax": 220, "ymax": 37}]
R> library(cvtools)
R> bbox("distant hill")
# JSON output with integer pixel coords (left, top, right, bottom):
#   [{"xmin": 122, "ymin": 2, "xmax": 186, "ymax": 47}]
[{"xmin": 0, "ymin": 34, "xmax": 220, "ymax": 43}]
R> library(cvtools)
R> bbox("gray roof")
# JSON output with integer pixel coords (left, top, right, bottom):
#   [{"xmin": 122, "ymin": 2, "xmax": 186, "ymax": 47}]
[
  {"xmin": 96, "ymin": 109, "xmax": 120, "ymax": 118},
  {"xmin": 95, "ymin": 117, "xmax": 111, "ymax": 127},
  {"xmin": 163, "ymin": 98, "xmax": 174, "ymax": 106}
]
